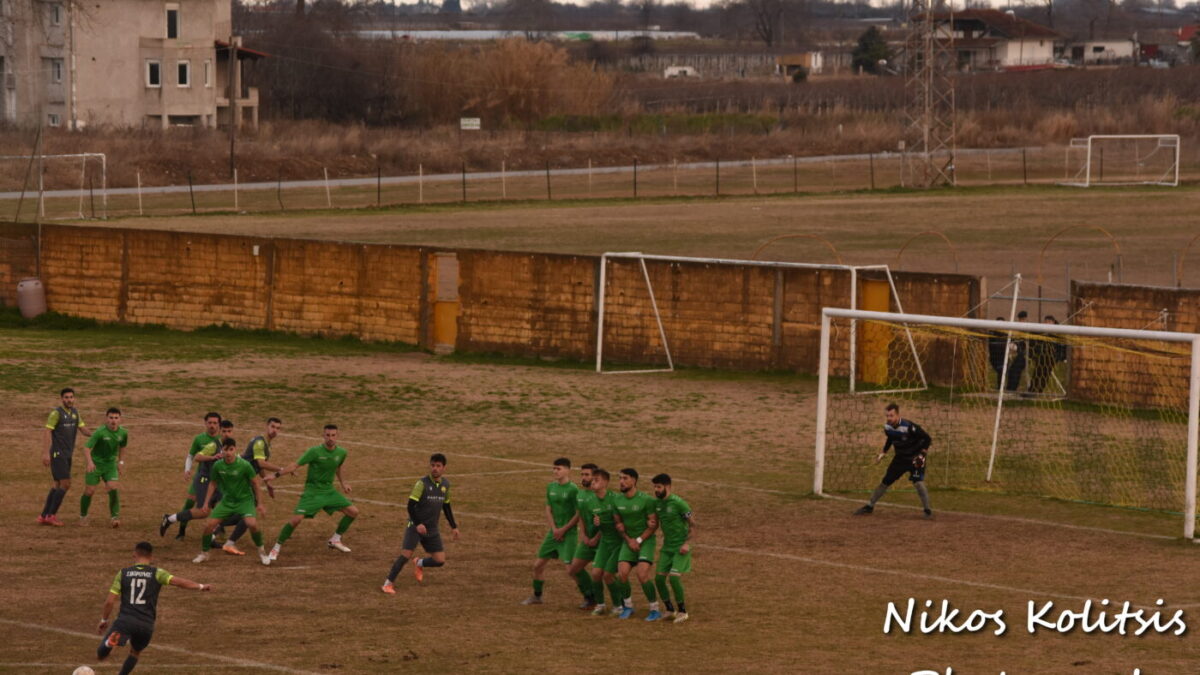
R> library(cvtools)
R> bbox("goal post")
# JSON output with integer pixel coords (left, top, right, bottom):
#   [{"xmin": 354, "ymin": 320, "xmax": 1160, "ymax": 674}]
[
  {"xmin": 814, "ymin": 307, "xmax": 1200, "ymax": 539},
  {"xmin": 0, "ymin": 152, "xmax": 108, "ymax": 219},
  {"xmin": 1060, "ymin": 135, "xmax": 1180, "ymax": 188},
  {"xmin": 594, "ymin": 252, "xmax": 927, "ymax": 386}
]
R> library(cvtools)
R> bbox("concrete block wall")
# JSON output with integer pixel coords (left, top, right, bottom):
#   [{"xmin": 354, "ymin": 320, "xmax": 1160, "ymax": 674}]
[
  {"xmin": 1071, "ymin": 281, "xmax": 1196, "ymax": 409},
  {"xmin": 0, "ymin": 223, "xmax": 38, "ymax": 306},
  {"xmin": 3, "ymin": 223, "xmax": 983, "ymax": 377}
]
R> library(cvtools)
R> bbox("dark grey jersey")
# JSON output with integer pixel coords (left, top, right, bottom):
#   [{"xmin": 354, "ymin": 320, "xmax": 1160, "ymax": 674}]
[
  {"xmin": 110, "ymin": 564, "xmax": 171, "ymax": 626},
  {"xmin": 47, "ymin": 406, "xmax": 83, "ymax": 458},
  {"xmin": 407, "ymin": 475, "xmax": 451, "ymax": 530}
]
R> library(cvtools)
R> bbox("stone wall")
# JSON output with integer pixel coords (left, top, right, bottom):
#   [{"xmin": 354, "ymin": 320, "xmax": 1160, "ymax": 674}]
[{"xmin": 1, "ymin": 224, "xmax": 982, "ymax": 375}]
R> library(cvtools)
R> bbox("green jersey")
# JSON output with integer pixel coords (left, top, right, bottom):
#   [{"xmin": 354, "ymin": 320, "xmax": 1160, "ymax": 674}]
[
  {"xmin": 656, "ymin": 493, "xmax": 693, "ymax": 548},
  {"xmin": 546, "ymin": 480, "xmax": 579, "ymax": 528},
  {"xmin": 85, "ymin": 426, "xmax": 128, "ymax": 464},
  {"xmin": 211, "ymin": 456, "xmax": 258, "ymax": 505},
  {"xmin": 576, "ymin": 488, "xmax": 600, "ymax": 538},
  {"xmin": 189, "ymin": 433, "xmax": 221, "ymax": 478},
  {"xmin": 592, "ymin": 490, "xmax": 620, "ymax": 541},
  {"xmin": 615, "ymin": 490, "xmax": 656, "ymax": 538},
  {"xmin": 297, "ymin": 444, "xmax": 347, "ymax": 491}
]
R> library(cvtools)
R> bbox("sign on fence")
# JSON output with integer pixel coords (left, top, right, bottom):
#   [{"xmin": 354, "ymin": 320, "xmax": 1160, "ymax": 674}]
[{"xmin": 460, "ymin": 117, "xmax": 481, "ymax": 131}]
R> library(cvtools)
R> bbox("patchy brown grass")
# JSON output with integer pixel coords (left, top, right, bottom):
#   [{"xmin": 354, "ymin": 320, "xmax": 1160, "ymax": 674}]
[{"xmin": 1, "ymin": 324, "xmax": 1197, "ymax": 673}]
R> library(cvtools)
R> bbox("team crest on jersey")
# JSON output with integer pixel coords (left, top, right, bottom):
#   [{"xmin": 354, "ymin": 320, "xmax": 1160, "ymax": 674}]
[{"xmin": 441, "ymin": 486, "xmax": 446, "ymax": 493}]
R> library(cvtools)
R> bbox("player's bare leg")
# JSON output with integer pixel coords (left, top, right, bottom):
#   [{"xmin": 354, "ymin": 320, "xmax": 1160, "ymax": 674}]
[
  {"xmin": 522, "ymin": 557, "xmax": 551, "ymax": 605},
  {"xmin": 269, "ymin": 513, "xmax": 305, "ymax": 563},
  {"xmin": 327, "ymin": 505, "xmax": 359, "ymax": 553}
]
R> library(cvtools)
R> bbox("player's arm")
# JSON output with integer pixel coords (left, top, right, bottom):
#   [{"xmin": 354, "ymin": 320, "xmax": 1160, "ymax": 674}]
[
  {"xmin": 84, "ymin": 430, "xmax": 99, "ymax": 473},
  {"xmin": 250, "ymin": 472, "xmax": 266, "ymax": 515},
  {"xmin": 637, "ymin": 512, "xmax": 659, "ymax": 541},
  {"xmin": 876, "ymin": 437, "xmax": 893, "ymax": 464},
  {"xmin": 561, "ymin": 512, "xmax": 581, "ymax": 538},
  {"xmin": 268, "ymin": 449, "xmax": 310, "ymax": 482},
  {"xmin": 98, "ymin": 571, "xmax": 121, "ymax": 634},
  {"xmin": 408, "ymin": 480, "xmax": 429, "ymax": 534},
  {"xmin": 544, "ymin": 504, "xmax": 560, "ymax": 539},
  {"xmin": 42, "ymin": 410, "xmax": 58, "ymax": 466},
  {"xmin": 335, "ymin": 462, "xmax": 352, "ymax": 493},
  {"xmin": 168, "ymin": 576, "xmax": 212, "ymax": 591},
  {"xmin": 680, "ymin": 511, "xmax": 696, "ymax": 554},
  {"xmin": 443, "ymin": 502, "xmax": 460, "ymax": 541},
  {"xmin": 117, "ymin": 433, "xmax": 127, "ymax": 476}
]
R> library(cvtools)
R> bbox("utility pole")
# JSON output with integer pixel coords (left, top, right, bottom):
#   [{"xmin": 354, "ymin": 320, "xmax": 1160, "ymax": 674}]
[
  {"xmin": 228, "ymin": 33, "xmax": 238, "ymax": 178},
  {"xmin": 905, "ymin": 0, "xmax": 956, "ymax": 188}
]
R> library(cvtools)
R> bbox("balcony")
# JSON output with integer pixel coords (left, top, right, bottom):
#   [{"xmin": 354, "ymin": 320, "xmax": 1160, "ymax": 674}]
[{"xmin": 216, "ymin": 86, "xmax": 258, "ymax": 109}]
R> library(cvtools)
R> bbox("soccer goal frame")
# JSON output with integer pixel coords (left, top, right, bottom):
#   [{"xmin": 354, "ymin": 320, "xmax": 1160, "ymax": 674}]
[
  {"xmin": 0, "ymin": 152, "xmax": 108, "ymax": 219},
  {"xmin": 813, "ymin": 307, "xmax": 1200, "ymax": 540},
  {"xmin": 594, "ymin": 252, "xmax": 927, "ymax": 391},
  {"xmin": 1059, "ymin": 134, "xmax": 1180, "ymax": 188}
]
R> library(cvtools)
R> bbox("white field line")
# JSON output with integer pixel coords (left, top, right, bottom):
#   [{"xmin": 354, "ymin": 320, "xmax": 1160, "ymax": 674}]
[
  {"xmin": 139, "ymin": 418, "xmax": 791, "ymax": 494},
  {"xmin": 0, "ymin": 664, "xmax": 260, "ymax": 670},
  {"xmin": 18, "ymin": 415, "xmax": 1181, "ymax": 542},
  {"xmin": 350, "ymin": 468, "xmax": 545, "ymax": 485},
  {"xmin": 301, "ymin": 491, "xmax": 1175, "ymax": 609},
  {"xmin": 0, "ymin": 619, "xmax": 325, "ymax": 675},
  {"xmin": 821, "ymin": 494, "xmax": 1176, "ymax": 541}
]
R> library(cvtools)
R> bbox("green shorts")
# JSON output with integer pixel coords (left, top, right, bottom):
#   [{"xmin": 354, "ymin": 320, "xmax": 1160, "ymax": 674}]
[
  {"xmin": 211, "ymin": 498, "xmax": 255, "ymax": 521},
  {"xmin": 293, "ymin": 489, "xmax": 353, "ymax": 518},
  {"xmin": 618, "ymin": 535, "xmax": 656, "ymax": 565},
  {"xmin": 572, "ymin": 537, "xmax": 598, "ymax": 562},
  {"xmin": 85, "ymin": 462, "xmax": 118, "ymax": 486},
  {"xmin": 594, "ymin": 537, "xmax": 622, "ymax": 574},
  {"xmin": 536, "ymin": 529, "xmax": 578, "ymax": 561},
  {"xmin": 657, "ymin": 547, "xmax": 692, "ymax": 575}
]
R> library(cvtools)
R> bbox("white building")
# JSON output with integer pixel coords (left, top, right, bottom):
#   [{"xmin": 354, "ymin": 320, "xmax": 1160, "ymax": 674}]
[
  {"xmin": 937, "ymin": 9, "xmax": 1062, "ymax": 71},
  {"xmin": 1069, "ymin": 39, "xmax": 1138, "ymax": 64},
  {"xmin": 0, "ymin": 0, "xmax": 263, "ymax": 129}
]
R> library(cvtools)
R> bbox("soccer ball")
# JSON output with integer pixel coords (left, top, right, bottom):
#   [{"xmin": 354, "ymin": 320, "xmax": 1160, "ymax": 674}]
[{"xmin": 72, "ymin": 668, "xmax": 96, "ymax": 675}]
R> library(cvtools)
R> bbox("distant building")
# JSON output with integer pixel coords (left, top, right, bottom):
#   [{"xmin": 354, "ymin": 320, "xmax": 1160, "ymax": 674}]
[
  {"xmin": 935, "ymin": 9, "xmax": 1062, "ymax": 71},
  {"xmin": 776, "ymin": 52, "xmax": 825, "ymax": 77},
  {"xmin": 0, "ymin": 0, "xmax": 264, "ymax": 129},
  {"xmin": 1068, "ymin": 39, "xmax": 1138, "ymax": 65}
]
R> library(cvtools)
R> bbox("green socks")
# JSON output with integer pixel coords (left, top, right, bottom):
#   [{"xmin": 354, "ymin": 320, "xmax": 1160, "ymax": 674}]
[
  {"xmin": 532, "ymin": 579, "xmax": 545, "ymax": 596},
  {"xmin": 655, "ymin": 574, "xmax": 671, "ymax": 603},
  {"xmin": 251, "ymin": 531, "xmax": 264, "ymax": 547},
  {"xmin": 80, "ymin": 494, "xmax": 92, "ymax": 517},
  {"xmin": 201, "ymin": 534, "xmax": 213, "ymax": 552},
  {"xmin": 669, "ymin": 575, "xmax": 686, "ymax": 605},
  {"xmin": 607, "ymin": 581, "xmax": 622, "ymax": 606},
  {"xmin": 277, "ymin": 522, "xmax": 295, "ymax": 544},
  {"xmin": 592, "ymin": 578, "xmax": 606, "ymax": 603},
  {"xmin": 574, "ymin": 570, "xmax": 593, "ymax": 599},
  {"xmin": 336, "ymin": 515, "xmax": 354, "ymax": 535},
  {"xmin": 108, "ymin": 490, "xmax": 120, "ymax": 518},
  {"xmin": 641, "ymin": 581, "xmax": 657, "ymax": 602}
]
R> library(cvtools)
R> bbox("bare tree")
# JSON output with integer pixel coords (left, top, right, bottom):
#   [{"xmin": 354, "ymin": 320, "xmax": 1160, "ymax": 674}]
[{"xmin": 746, "ymin": 0, "xmax": 785, "ymax": 47}]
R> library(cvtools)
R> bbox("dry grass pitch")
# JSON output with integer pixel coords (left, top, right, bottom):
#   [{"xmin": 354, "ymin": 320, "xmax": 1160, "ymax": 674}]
[{"xmin": 3, "ymin": 321, "xmax": 1199, "ymax": 674}]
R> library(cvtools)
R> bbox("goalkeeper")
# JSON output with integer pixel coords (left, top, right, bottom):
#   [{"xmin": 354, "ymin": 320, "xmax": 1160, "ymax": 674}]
[{"xmin": 853, "ymin": 403, "xmax": 933, "ymax": 519}]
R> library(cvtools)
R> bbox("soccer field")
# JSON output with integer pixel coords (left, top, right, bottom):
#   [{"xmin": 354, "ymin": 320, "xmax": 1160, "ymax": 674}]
[{"xmin": 3, "ymin": 321, "xmax": 1198, "ymax": 674}]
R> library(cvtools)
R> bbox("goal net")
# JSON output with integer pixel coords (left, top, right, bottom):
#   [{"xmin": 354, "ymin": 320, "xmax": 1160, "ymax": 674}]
[
  {"xmin": 1060, "ymin": 135, "xmax": 1180, "ymax": 188},
  {"xmin": 595, "ymin": 252, "xmax": 927, "ymax": 382},
  {"xmin": 814, "ymin": 308, "xmax": 1200, "ymax": 538},
  {"xmin": 0, "ymin": 152, "xmax": 108, "ymax": 220}
]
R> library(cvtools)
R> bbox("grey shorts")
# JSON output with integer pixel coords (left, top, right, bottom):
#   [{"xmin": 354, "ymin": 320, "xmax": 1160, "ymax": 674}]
[
  {"xmin": 401, "ymin": 526, "xmax": 443, "ymax": 553},
  {"xmin": 191, "ymin": 472, "xmax": 222, "ymax": 508},
  {"xmin": 51, "ymin": 451, "xmax": 73, "ymax": 481}
]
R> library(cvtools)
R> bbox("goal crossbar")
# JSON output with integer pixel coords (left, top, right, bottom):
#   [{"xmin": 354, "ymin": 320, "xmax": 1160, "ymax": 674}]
[
  {"xmin": 814, "ymin": 307, "xmax": 1200, "ymax": 540},
  {"xmin": 595, "ymin": 253, "xmax": 926, "ymax": 386},
  {"xmin": 0, "ymin": 152, "xmax": 108, "ymax": 219},
  {"xmin": 1059, "ymin": 134, "xmax": 1180, "ymax": 188}
]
